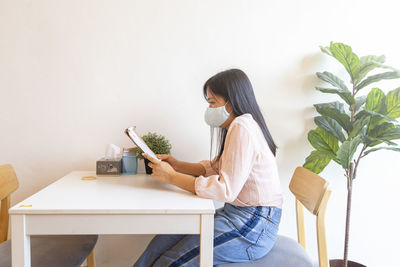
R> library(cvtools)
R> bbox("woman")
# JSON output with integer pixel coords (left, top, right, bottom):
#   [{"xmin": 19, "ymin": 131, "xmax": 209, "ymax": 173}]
[{"xmin": 134, "ymin": 69, "xmax": 283, "ymax": 266}]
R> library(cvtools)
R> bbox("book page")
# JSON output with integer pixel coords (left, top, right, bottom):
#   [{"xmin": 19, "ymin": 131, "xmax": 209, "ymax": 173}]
[{"xmin": 125, "ymin": 127, "xmax": 160, "ymax": 161}]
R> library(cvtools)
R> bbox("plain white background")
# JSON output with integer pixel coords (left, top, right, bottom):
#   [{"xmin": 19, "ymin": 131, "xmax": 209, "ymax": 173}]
[{"xmin": 1, "ymin": 0, "xmax": 399, "ymax": 266}]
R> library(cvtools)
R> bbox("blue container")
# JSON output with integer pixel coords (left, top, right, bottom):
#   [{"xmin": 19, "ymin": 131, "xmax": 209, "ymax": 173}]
[{"xmin": 122, "ymin": 148, "xmax": 138, "ymax": 174}]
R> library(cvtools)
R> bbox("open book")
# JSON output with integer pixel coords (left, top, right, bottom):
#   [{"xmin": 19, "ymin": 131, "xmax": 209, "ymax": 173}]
[{"xmin": 124, "ymin": 127, "xmax": 160, "ymax": 161}]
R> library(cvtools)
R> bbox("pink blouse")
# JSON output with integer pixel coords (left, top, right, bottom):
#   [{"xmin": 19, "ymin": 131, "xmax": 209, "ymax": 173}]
[{"xmin": 195, "ymin": 114, "xmax": 283, "ymax": 207}]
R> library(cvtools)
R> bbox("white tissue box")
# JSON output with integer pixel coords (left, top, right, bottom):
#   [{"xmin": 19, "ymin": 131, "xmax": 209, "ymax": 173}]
[{"xmin": 96, "ymin": 157, "xmax": 122, "ymax": 176}]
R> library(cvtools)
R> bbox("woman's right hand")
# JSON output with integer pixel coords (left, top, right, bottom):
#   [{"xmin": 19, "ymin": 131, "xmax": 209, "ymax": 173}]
[{"xmin": 157, "ymin": 154, "xmax": 180, "ymax": 171}]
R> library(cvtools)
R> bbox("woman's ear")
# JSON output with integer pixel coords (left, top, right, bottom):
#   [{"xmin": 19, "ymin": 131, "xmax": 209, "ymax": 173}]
[{"xmin": 226, "ymin": 102, "xmax": 234, "ymax": 114}]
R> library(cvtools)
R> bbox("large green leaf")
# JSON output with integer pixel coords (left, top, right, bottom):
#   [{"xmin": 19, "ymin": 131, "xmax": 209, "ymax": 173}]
[
  {"xmin": 366, "ymin": 88, "xmax": 386, "ymax": 113},
  {"xmin": 356, "ymin": 55, "xmax": 386, "ymax": 83},
  {"xmin": 364, "ymin": 123, "xmax": 400, "ymax": 146},
  {"xmin": 368, "ymin": 122, "xmax": 395, "ymax": 139},
  {"xmin": 368, "ymin": 117, "xmax": 387, "ymax": 134},
  {"xmin": 316, "ymin": 71, "xmax": 350, "ymax": 92},
  {"xmin": 316, "ymin": 72, "xmax": 354, "ymax": 105},
  {"xmin": 308, "ymin": 127, "xmax": 339, "ymax": 155},
  {"xmin": 303, "ymin": 150, "xmax": 333, "ymax": 174},
  {"xmin": 352, "ymin": 95, "xmax": 367, "ymax": 113},
  {"xmin": 378, "ymin": 125, "xmax": 400, "ymax": 140},
  {"xmin": 314, "ymin": 101, "xmax": 353, "ymax": 133},
  {"xmin": 356, "ymin": 71, "xmax": 400, "ymax": 91},
  {"xmin": 357, "ymin": 109, "xmax": 395, "ymax": 136},
  {"xmin": 363, "ymin": 146, "xmax": 400, "ymax": 156},
  {"xmin": 355, "ymin": 109, "xmax": 396, "ymax": 122},
  {"xmin": 355, "ymin": 106, "xmax": 393, "ymax": 134},
  {"xmin": 329, "ymin": 42, "xmax": 360, "ymax": 83},
  {"xmin": 316, "ymin": 87, "xmax": 355, "ymax": 106},
  {"xmin": 348, "ymin": 116, "xmax": 369, "ymax": 139},
  {"xmin": 336, "ymin": 136, "xmax": 363, "ymax": 169},
  {"xmin": 314, "ymin": 116, "xmax": 346, "ymax": 143},
  {"xmin": 363, "ymin": 136, "xmax": 398, "ymax": 147},
  {"xmin": 386, "ymin": 87, "xmax": 400, "ymax": 119}
]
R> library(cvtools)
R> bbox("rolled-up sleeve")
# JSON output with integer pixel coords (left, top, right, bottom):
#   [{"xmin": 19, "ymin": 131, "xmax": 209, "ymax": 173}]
[
  {"xmin": 195, "ymin": 122, "xmax": 255, "ymax": 203},
  {"xmin": 199, "ymin": 160, "xmax": 218, "ymax": 177}
]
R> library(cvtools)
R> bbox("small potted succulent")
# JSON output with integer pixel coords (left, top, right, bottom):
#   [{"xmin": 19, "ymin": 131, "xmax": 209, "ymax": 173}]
[{"xmin": 136, "ymin": 132, "xmax": 172, "ymax": 174}]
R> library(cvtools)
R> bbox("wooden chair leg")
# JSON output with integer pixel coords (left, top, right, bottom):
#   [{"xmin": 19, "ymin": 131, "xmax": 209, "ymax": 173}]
[
  {"xmin": 86, "ymin": 249, "xmax": 96, "ymax": 267},
  {"xmin": 316, "ymin": 190, "xmax": 331, "ymax": 267},
  {"xmin": 295, "ymin": 199, "xmax": 306, "ymax": 250},
  {"xmin": 0, "ymin": 197, "xmax": 10, "ymax": 243}
]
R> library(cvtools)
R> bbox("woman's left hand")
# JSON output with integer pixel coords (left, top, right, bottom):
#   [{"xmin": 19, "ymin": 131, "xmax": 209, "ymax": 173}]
[{"xmin": 142, "ymin": 153, "xmax": 176, "ymax": 184}]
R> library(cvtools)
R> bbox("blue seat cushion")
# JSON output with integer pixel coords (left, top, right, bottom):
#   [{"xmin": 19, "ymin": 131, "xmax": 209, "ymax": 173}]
[{"xmin": 216, "ymin": 235, "xmax": 313, "ymax": 267}]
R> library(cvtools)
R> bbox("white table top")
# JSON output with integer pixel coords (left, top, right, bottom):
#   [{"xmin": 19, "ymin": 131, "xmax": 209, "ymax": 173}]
[{"xmin": 9, "ymin": 171, "xmax": 215, "ymax": 215}]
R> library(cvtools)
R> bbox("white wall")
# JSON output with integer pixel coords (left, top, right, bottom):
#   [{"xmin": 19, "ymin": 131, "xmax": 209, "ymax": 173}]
[{"xmin": 1, "ymin": 0, "xmax": 399, "ymax": 266}]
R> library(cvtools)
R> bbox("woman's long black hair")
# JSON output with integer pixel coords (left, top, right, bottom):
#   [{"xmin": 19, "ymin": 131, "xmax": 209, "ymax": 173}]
[{"xmin": 203, "ymin": 69, "xmax": 277, "ymax": 161}]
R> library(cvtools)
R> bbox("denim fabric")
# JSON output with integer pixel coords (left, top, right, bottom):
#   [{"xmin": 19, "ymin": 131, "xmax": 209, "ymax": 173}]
[{"xmin": 133, "ymin": 203, "xmax": 282, "ymax": 267}]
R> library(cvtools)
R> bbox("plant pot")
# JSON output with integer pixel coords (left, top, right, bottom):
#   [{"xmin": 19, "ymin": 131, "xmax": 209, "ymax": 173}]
[
  {"xmin": 330, "ymin": 259, "xmax": 366, "ymax": 267},
  {"xmin": 144, "ymin": 158, "xmax": 153, "ymax": 174}
]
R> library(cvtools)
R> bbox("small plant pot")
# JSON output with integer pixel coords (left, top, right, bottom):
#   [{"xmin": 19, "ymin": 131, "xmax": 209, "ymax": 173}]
[
  {"xmin": 330, "ymin": 260, "xmax": 366, "ymax": 267},
  {"xmin": 144, "ymin": 158, "xmax": 153, "ymax": 174}
]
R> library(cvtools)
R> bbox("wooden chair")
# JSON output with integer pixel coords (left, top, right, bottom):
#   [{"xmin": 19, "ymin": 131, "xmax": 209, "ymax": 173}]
[
  {"xmin": 217, "ymin": 166, "xmax": 332, "ymax": 267},
  {"xmin": 0, "ymin": 164, "xmax": 98, "ymax": 267}
]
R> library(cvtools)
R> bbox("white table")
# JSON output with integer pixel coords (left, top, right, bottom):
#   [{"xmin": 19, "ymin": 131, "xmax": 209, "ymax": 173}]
[{"xmin": 9, "ymin": 171, "xmax": 215, "ymax": 266}]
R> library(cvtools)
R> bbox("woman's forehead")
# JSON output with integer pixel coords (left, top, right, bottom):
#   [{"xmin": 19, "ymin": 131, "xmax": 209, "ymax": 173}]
[{"xmin": 206, "ymin": 88, "xmax": 222, "ymax": 100}]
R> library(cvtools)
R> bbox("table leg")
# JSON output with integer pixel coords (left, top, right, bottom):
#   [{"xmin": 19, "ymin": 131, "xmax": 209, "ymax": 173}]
[
  {"xmin": 11, "ymin": 215, "xmax": 31, "ymax": 267},
  {"xmin": 200, "ymin": 214, "xmax": 213, "ymax": 267}
]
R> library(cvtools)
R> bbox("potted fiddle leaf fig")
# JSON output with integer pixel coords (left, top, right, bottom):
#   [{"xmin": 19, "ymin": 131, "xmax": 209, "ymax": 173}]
[
  {"xmin": 136, "ymin": 132, "xmax": 172, "ymax": 174},
  {"xmin": 303, "ymin": 42, "xmax": 400, "ymax": 267}
]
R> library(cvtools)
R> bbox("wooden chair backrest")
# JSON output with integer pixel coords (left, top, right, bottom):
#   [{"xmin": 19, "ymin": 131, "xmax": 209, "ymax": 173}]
[
  {"xmin": 0, "ymin": 164, "xmax": 19, "ymax": 243},
  {"xmin": 289, "ymin": 166, "xmax": 331, "ymax": 267}
]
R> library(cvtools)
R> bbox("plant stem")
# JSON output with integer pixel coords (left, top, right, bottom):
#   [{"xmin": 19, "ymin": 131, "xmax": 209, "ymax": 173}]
[
  {"xmin": 343, "ymin": 144, "xmax": 366, "ymax": 267},
  {"xmin": 343, "ymin": 81, "xmax": 358, "ymax": 267},
  {"xmin": 344, "ymin": 169, "xmax": 352, "ymax": 267},
  {"xmin": 353, "ymin": 145, "xmax": 366, "ymax": 180}
]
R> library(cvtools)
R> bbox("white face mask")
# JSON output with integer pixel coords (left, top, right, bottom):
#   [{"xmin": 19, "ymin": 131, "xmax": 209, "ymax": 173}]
[{"xmin": 204, "ymin": 102, "xmax": 230, "ymax": 127}]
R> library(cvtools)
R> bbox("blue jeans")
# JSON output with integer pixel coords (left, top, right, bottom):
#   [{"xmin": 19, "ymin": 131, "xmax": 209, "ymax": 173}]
[{"xmin": 133, "ymin": 203, "xmax": 282, "ymax": 267}]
